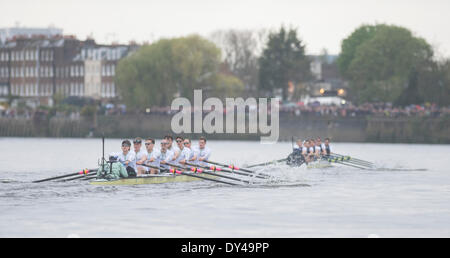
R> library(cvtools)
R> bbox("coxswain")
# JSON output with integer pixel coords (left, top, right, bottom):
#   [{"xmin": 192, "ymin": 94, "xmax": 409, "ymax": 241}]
[
  {"xmin": 293, "ymin": 139, "xmax": 303, "ymax": 151},
  {"xmin": 286, "ymin": 139, "xmax": 306, "ymax": 166},
  {"xmin": 144, "ymin": 138, "xmax": 161, "ymax": 174},
  {"xmin": 97, "ymin": 154, "xmax": 129, "ymax": 180}
]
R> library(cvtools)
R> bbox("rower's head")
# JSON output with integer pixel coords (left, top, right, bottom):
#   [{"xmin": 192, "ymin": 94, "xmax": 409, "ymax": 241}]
[
  {"xmin": 160, "ymin": 139, "xmax": 169, "ymax": 151},
  {"xmin": 176, "ymin": 136, "xmax": 184, "ymax": 148},
  {"xmin": 109, "ymin": 153, "xmax": 118, "ymax": 162},
  {"xmin": 296, "ymin": 139, "xmax": 303, "ymax": 147},
  {"xmin": 133, "ymin": 137, "xmax": 143, "ymax": 152},
  {"xmin": 304, "ymin": 140, "xmax": 309, "ymax": 147},
  {"xmin": 184, "ymin": 138, "xmax": 191, "ymax": 149},
  {"xmin": 316, "ymin": 137, "xmax": 322, "ymax": 145},
  {"xmin": 121, "ymin": 140, "xmax": 131, "ymax": 153},
  {"xmin": 310, "ymin": 139, "xmax": 316, "ymax": 146},
  {"xmin": 164, "ymin": 135, "xmax": 173, "ymax": 146},
  {"xmin": 199, "ymin": 136, "xmax": 207, "ymax": 149},
  {"xmin": 324, "ymin": 138, "xmax": 330, "ymax": 145},
  {"xmin": 145, "ymin": 138, "xmax": 155, "ymax": 151}
]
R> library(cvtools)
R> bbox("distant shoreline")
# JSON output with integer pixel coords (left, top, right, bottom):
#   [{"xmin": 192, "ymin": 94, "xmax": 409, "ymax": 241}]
[{"xmin": 1, "ymin": 114, "xmax": 449, "ymax": 144}]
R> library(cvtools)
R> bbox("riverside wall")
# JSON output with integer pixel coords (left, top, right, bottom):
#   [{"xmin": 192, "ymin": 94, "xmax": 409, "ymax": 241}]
[{"xmin": 0, "ymin": 114, "xmax": 449, "ymax": 143}]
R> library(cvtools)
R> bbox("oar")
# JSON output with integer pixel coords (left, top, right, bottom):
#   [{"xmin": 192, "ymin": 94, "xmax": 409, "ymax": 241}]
[
  {"xmin": 331, "ymin": 153, "xmax": 374, "ymax": 166},
  {"xmin": 326, "ymin": 158, "xmax": 368, "ymax": 170},
  {"xmin": 82, "ymin": 175, "xmax": 98, "ymax": 181},
  {"xmin": 177, "ymin": 171, "xmax": 237, "ymax": 186},
  {"xmin": 204, "ymin": 160, "xmax": 271, "ymax": 178},
  {"xmin": 60, "ymin": 171, "xmax": 98, "ymax": 182},
  {"xmin": 33, "ymin": 168, "xmax": 97, "ymax": 183},
  {"xmin": 329, "ymin": 155, "xmax": 374, "ymax": 168},
  {"xmin": 166, "ymin": 163, "xmax": 249, "ymax": 184},
  {"xmin": 142, "ymin": 163, "xmax": 238, "ymax": 186},
  {"xmin": 245, "ymin": 158, "xmax": 287, "ymax": 168},
  {"xmin": 184, "ymin": 165, "xmax": 251, "ymax": 184},
  {"xmin": 185, "ymin": 162, "xmax": 268, "ymax": 179}
]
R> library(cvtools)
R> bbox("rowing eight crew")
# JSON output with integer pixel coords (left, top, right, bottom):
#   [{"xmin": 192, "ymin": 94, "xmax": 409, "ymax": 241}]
[
  {"xmin": 114, "ymin": 135, "xmax": 211, "ymax": 177},
  {"xmin": 287, "ymin": 137, "xmax": 332, "ymax": 166}
]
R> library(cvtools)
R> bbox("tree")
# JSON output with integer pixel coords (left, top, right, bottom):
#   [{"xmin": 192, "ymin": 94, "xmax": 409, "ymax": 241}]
[
  {"xmin": 209, "ymin": 29, "xmax": 268, "ymax": 95},
  {"xmin": 210, "ymin": 73, "xmax": 245, "ymax": 98},
  {"xmin": 337, "ymin": 24, "xmax": 380, "ymax": 78},
  {"xmin": 258, "ymin": 26, "xmax": 311, "ymax": 100},
  {"xmin": 115, "ymin": 35, "xmax": 222, "ymax": 109},
  {"xmin": 339, "ymin": 24, "xmax": 434, "ymax": 104},
  {"xmin": 415, "ymin": 59, "xmax": 450, "ymax": 106}
]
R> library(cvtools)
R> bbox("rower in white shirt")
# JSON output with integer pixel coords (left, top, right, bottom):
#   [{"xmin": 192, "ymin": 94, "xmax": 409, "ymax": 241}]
[
  {"xmin": 324, "ymin": 138, "xmax": 332, "ymax": 158},
  {"xmin": 165, "ymin": 135, "xmax": 180, "ymax": 163},
  {"xmin": 178, "ymin": 137, "xmax": 194, "ymax": 166},
  {"xmin": 316, "ymin": 137, "xmax": 327, "ymax": 157},
  {"xmin": 182, "ymin": 138, "xmax": 196, "ymax": 164},
  {"xmin": 144, "ymin": 138, "xmax": 161, "ymax": 174},
  {"xmin": 293, "ymin": 139, "xmax": 303, "ymax": 151},
  {"xmin": 192, "ymin": 136, "xmax": 211, "ymax": 166},
  {"xmin": 159, "ymin": 139, "xmax": 174, "ymax": 171},
  {"xmin": 133, "ymin": 137, "xmax": 148, "ymax": 176}
]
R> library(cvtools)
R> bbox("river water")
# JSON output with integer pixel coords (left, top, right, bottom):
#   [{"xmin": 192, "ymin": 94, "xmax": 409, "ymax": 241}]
[{"xmin": 0, "ymin": 137, "xmax": 449, "ymax": 237}]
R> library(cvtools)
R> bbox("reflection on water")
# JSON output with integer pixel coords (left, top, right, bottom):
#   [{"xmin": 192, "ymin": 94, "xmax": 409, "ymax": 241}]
[{"xmin": 0, "ymin": 138, "xmax": 449, "ymax": 237}]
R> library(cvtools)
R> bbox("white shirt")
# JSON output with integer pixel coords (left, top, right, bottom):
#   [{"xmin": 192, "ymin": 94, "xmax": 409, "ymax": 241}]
[
  {"xmin": 294, "ymin": 145, "xmax": 304, "ymax": 153},
  {"xmin": 175, "ymin": 147, "xmax": 192, "ymax": 166},
  {"xmin": 193, "ymin": 146, "xmax": 211, "ymax": 166},
  {"xmin": 160, "ymin": 149, "xmax": 174, "ymax": 169},
  {"xmin": 293, "ymin": 144, "xmax": 302, "ymax": 150},
  {"xmin": 318, "ymin": 143, "xmax": 326, "ymax": 153},
  {"xmin": 147, "ymin": 148, "xmax": 162, "ymax": 168},
  {"xmin": 134, "ymin": 149, "xmax": 148, "ymax": 170},
  {"xmin": 118, "ymin": 151, "xmax": 136, "ymax": 171}
]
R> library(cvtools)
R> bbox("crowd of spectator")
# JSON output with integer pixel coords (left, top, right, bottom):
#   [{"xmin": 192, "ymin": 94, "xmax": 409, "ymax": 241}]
[
  {"xmin": 1, "ymin": 102, "xmax": 449, "ymax": 120},
  {"xmin": 280, "ymin": 102, "xmax": 450, "ymax": 118}
]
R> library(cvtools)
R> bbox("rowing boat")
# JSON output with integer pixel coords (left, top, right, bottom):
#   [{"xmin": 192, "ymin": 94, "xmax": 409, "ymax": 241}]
[
  {"xmin": 90, "ymin": 173, "xmax": 217, "ymax": 186},
  {"xmin": 306, "ymin": 160, "xmax": 333, "ymax": 169}
]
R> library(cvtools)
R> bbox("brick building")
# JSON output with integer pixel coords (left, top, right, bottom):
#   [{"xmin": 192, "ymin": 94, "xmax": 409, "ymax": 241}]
[{"xmin": 0, "ymin": 32, "xmax": 136, "ymax": 107}]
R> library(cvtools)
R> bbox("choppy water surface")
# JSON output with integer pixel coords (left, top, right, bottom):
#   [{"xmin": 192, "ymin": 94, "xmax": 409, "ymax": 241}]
[{"xmin": 0, "ymin": 138, "xmax": 449, "ymax": 237}]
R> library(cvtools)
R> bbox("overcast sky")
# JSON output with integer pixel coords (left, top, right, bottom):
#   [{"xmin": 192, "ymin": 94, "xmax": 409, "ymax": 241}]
[{"xmin": 1, "ymin": 0, "xmax": 449, "ymax": 57}]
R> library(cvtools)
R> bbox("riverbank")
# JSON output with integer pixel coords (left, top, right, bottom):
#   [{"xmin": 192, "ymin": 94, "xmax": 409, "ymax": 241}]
[{"xmin": 0, "ymin": 114, "xmax": 449, "ymax": 143}]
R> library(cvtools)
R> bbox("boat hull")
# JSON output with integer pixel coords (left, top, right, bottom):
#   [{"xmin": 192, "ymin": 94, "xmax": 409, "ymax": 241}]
[{"xmin": 90, "ymin": 173, "xmax": 216, "ymax": 186}]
